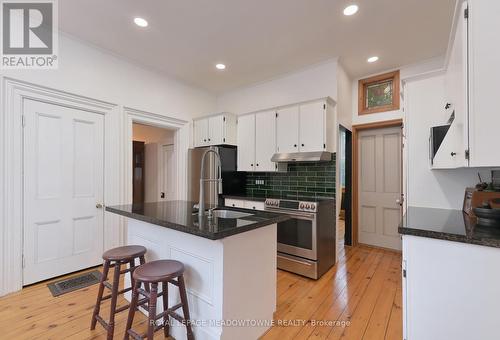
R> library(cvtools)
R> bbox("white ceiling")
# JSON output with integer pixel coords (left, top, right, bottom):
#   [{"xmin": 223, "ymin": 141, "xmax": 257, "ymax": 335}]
[{"xmin": 59, "ymin": 0, "xmax": 456, "ymax": 93}]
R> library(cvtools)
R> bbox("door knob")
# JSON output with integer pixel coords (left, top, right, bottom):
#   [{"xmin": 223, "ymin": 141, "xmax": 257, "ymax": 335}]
[{"xmin": 96, "ymin": 203, "xmax": 103, "ymax": 209}]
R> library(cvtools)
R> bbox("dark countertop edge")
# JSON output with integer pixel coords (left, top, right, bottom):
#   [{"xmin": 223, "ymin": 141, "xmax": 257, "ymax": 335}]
[
  {"xmin": 106, "ymin": 206, "xmax": 289, "ymax": 240},
  {"xmin": 398, "ymin": 226, "xmax": 500, "ymax": 248}
]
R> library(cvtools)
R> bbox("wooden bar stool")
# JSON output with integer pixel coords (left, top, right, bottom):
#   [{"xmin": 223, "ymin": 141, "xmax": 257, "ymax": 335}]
[
  {"xmin": 91, "ymin": 245, "xmax": 147, "ymax": 340},
  {"xmin": 124, "ymin": 259, "xmax": 194, "ymax": 340}
]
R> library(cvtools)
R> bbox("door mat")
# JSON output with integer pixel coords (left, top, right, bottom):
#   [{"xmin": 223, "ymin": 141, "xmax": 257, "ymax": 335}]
[{"xmin": 47, "ymin": 270, "xmax": 102, "ymax": 297}]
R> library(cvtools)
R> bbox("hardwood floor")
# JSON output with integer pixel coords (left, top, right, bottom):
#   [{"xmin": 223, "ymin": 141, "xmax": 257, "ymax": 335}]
[{"xmin": 0, "ymin": 244, "xmax": 401, "ymax": 340}]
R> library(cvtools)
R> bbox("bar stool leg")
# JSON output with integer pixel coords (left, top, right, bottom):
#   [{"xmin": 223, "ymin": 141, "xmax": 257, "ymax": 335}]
[
  {"xmin": 139, "ymin": 255, "xmax": 150, "ymax": 293},
  {"xmin": 107, "ymin": 261, "xmax": 121, "ymax": 340},
  {"xmin": 161, "ymin": 281, "xmax": 169, "ymax": 337},
  {"xmin": 147, "ymin": 283, "xmax": 158, "ymax": 339},
  {"xmin": 178, "ymin": 275, "xmax": 194, "ymax": 340},
  {"xmin": 124, "ymin": 280, "xmax": 140, "ymax": 340},
  {"xmin": 91, "ymin": 260, "xmax": 110, "ymax": 330}
]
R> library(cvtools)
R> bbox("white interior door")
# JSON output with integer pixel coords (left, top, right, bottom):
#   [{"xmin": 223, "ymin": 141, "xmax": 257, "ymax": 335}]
[
  {"xmin": 23, "ymin": 99, "xmax": 104, "ymax": 285},
  {"xmin": 358, "ymin": 126, "xmax": 402, "ymax": 250},
  {"xmin": 160, "ymin": 144, "xmax": 176, "ymax": 201}
]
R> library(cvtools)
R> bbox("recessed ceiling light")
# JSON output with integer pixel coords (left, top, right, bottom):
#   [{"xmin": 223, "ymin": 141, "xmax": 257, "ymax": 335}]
[
  {"xmin": 367, "ymin": 56, "xmax": 379, "ymax": 63},
  {"xmin": 343, "ymin": 4, "xmax": 359, "ymax": 16},
  {"xmin": 134, "ymin": 17, "xmax": 148, "ymax": 28},
  {"xmin": 215, "ymin": 63, "xmax": 226, "ymax": 70}
]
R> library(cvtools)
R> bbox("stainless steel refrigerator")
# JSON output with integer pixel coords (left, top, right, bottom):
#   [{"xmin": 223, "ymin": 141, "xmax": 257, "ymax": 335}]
[{"xmin": 187, "ymin": 146, "xmax": 246, "ymax": 206}]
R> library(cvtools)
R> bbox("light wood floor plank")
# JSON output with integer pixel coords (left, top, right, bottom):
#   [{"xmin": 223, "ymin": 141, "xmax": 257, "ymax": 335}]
[{"xmin": 0, "ymin": 245, "xmax": 401, "ymax": 340}]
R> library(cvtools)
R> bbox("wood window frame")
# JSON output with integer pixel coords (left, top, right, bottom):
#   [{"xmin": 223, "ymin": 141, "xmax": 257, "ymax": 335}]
[
  {"xmin": 351, "ymin": 119, "xmax": 403, "ymax": 248},
  {"xmin": 358, "ymin": 70, "xmax": 400, "ymax": 115}
]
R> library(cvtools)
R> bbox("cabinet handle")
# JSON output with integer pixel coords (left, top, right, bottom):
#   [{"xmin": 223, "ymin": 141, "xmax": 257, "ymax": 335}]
[
  {"xmin": 256, "ymin": 163, "xmax": 259, "ymax": 166},
  {"xmin": 253, "ymin": 206, "xmax": 256, "ymax": 209},
  {"xmin": 301, "ymin": 144, "xmax": 304, "ymax": 147},
  {"xmin": 208, "ymin": 138, "xmax": 211, "ymax": 141},
  {"xmin": 294, "ymin": 144, "xmax": 297, "ymax": 147},
  {"xmin": 232, "ymin": 204, "xmax": 235, "ymax": 207},
  {"xmin": 204, "ymin": 139, "xmax": 207, "ymax": 142},
  {"xmin": 451, "ymin": 152, "xmax": 457, "ymax": 156},
  {"xmin": 251, "ymin": 164, "xmax": 253, "ymax": 167}
]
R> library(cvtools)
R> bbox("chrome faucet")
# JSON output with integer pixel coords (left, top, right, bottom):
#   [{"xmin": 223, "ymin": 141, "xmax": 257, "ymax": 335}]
[{"xmin": 197, "ymin": 148, "xmax": 223, "ymax": 219}]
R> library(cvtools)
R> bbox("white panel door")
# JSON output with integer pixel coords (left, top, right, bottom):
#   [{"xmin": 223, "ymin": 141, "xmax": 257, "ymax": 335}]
[
  {"xmin": 160, "ymin": 144, "xmax": 176, "ymax": 201},
  {"xmin": 276, "ymin": 106, "xmax": 299, "ymax": 153},
  {"xmin": 208, "ymin": 115, "xmax": 224, "ymax": 145},
  {"xmin": 237, "ymin": 114, "xmax": 255, "ymax": 172},
  {"xmin": 23, "ymin": 99, "xmax": 104, "ymax": 285},
  {"xmin": 194, "ymin": 118, "xmax": 208, "ymax": 147},
  {"xmin": 255, "ymin": 110, "xmax": 276, "ymax": 172},
  {"xmin": 358, "ymin": 126, "xmax": 402, "ymax": 250},
  {"xmin": 299, "ymin": 101, "xmax": 325, "ymax": 152}
]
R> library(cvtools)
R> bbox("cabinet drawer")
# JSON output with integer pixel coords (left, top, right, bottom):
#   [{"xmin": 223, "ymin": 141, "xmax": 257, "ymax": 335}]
[
  {"xmin": 243, "ymin": 201, "xmax": 265, "ymax": 211},
  {"xmin": 224, "ymin": 199, "xmax": 245, "ymax": 208}
]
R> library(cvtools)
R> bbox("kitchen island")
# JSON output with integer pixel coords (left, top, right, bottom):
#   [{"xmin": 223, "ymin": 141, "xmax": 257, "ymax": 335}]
[{"xmin": 106, "ymin": 201, "xmax": 288, "ymax": 340}]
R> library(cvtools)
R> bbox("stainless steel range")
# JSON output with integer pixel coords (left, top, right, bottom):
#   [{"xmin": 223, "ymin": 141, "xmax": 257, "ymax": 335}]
[{"xmin": 264, "ymin": 198, "xmax": 336, "ymax": 279}]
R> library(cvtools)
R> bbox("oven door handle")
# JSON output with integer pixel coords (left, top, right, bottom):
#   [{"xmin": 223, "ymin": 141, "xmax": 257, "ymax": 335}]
[
  {"xmin": 264, "ymin": 207, "xmax": 316, "ymax": 219},
  {"xmin": 278, "ymin": 254, "xmax": 313, "ymax": 266}
]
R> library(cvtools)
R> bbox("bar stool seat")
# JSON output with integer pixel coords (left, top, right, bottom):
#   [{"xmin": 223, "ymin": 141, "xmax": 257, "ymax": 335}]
[
  {"xmin": 90, "ymin": 245, "xmax": 147, "ymax": 340},
  {"xmin": 133, "ymin": 259, "xmax": 184, "ymax": 282},
  {"xmin": 125, "ymin": 259, "xmax": 194, "ymax": 340},
  {"xmin": 103, "ymin": 245, "xmax": 147, "ymax": 261}
]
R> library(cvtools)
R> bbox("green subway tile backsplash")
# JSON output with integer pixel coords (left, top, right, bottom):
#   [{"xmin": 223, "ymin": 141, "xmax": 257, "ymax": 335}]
[{"xmin": 245, "ymin": 156, "xmax": 336, "ymax": 200}]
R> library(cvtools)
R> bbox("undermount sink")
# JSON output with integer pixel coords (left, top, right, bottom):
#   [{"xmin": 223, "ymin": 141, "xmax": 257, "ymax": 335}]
[{"xmin": 204, "ymin": 209, "xmax": 254, "ymax": 219}]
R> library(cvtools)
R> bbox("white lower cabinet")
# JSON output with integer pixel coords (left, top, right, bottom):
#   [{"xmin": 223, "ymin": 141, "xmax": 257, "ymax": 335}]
[
  {"xmin": 224, "ymin": 198, "xmax": 265, "ymax": 211},
  {"xmin": 402, "ymin": 235, "xmax": 500, "ymax": 340}
]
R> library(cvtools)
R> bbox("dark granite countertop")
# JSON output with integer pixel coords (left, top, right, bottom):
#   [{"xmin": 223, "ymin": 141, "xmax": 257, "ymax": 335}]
[
  {"xmin": 222, "ymin": 193, "xmax": 335, "ymax": 204},
  {"xmin": 399, "ymin": 206, "xmax": 500, "ymax": 248},
  {"xmin": 106, "ymin": 200, "xmax": 289, "ymax": 240}
]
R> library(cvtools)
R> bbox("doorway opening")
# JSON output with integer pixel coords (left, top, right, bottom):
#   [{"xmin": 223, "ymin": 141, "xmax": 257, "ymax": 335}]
[
  {"xmin": 132, "ymin": 123, "xmax": 177, "ymax": 204},
  {"xmin": 339, "ymin": 126, "xmax": 353, "ymax": 247}
]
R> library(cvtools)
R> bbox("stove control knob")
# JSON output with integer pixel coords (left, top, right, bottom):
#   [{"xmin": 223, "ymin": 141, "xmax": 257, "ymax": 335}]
[
  {"xmin": 310, "ymin": 203, "xmax": 316, "ymax": 211},
  {"xmin": 300, "ymin": 203, "xmax": 305, "ymax": 209},
  {"xmin": 306, "ymin": 203, "xmax": 310, "ymax": 209}
]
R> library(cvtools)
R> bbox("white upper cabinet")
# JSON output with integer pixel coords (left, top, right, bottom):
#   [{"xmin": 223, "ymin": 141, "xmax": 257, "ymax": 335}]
[
  {"xmin": 276, "ymin": 106, "xmax": 299, "ymax": 153},
  {"xmin": 255, "ymin": 110, "xmax": 277, "ymax": 172},
  {"xmin": 237, "ymin": 114, "xmax": 255, "ymax": 172},
  {"xmin": 194, "ymin": 117, "xmax": 209, "ymax": 147},
  {"xmin": 299, "ymin": 101, "xmax": 326, "ymax": 152},
  {"xmin": 434, "ymin": 0, "xmax": 500, "ymax": 168},
  {"xmin": 468, "ymin": 0, "xmax": 500, "ymax": 167},
  {"xmin": 276, "ymin": 99, "xmax": 335, "ymax": 154},
  {"xmin": 237, "ymin": 110, "xmax": 277, "ymax": 172},
  {"xmin": 193, "ymin": 113, "xmax": 236, "ymax": 147}
]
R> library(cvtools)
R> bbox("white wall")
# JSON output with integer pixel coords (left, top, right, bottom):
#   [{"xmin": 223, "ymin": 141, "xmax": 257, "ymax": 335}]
[
  {"xmin": 216, "ymin": 59, "xmax": 339, "ymax": 114},
  {"xmin": 405, "ymin": 72, "xmax": 491, "ymax": 210},
  {"xmin": 336, "ymin": 62, "xmax": 353, "ymax": 129},
  {"xmin": 1, "ymin": 33, "xmax": 216, "ymax": 119},
  {"xmin": 133, "ymin": 123, "xmax": 175, "ymax": 144},
  {"xmin": 351, "ymin": 57, "xmax": 445, "ymax": 126}
]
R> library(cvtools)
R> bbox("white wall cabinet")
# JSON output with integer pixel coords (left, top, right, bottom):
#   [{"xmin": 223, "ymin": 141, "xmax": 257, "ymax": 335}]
[
  {"xmin": 237, "ymin": 110, "xmax": 277, "ymax": 172},
  {"xmin": 193, "ymin": 113, "xmax": 236, "ymax": 147},
  {"xmin": 433, "ymin": 0, "xmax": 500, "ymax": 168},
  {"xmin": 237, "ymin": 114, "xmax": 256, "ymax": 172},
  {"xmin": 276, "ymin": 99, "xmax": 335, "ymax": 154},
  {"xmin": 276, "ymin": 106, "xmax": 299, "ymax": 153}
]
